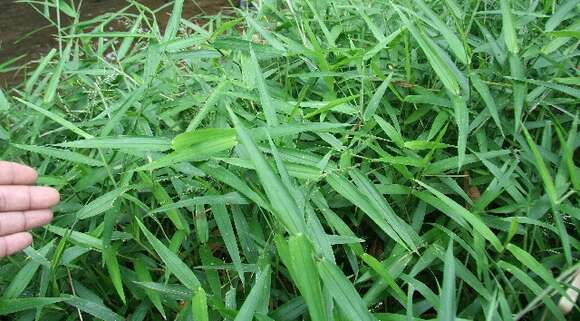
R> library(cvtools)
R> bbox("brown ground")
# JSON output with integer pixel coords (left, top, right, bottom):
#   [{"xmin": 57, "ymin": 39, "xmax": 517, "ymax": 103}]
[{"xmin": 0, "ymin": 0, "xmax": 231, "ymax": 88}]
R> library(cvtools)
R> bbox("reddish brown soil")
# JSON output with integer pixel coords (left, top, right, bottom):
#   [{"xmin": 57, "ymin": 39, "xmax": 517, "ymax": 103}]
[{"xmin": 0, "ymin": 0, "xmax": 231, "ymax": 87}]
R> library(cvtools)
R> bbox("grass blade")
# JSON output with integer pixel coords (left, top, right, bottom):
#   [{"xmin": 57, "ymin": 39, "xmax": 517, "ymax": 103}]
[
  {"xmin": 3, "ymin": 242, "xmax": 53, "ymax": 299},
  {"xmin": 136, "ymin": 219, "xmax": 201, "ymax": 290},
  {"xmin": 521, "ymin": 126, "xmax": 558, "ymax": 207},
  {"xmin": 413, "ymin": 0, "xmax": 468, "ymax": 64},
  {"xmin": 25, "ymin": 48, "xmax": 57, "ymax": 94},
  {"xmin": 506, "ymin": 244, "xmax": 564, "ymax": 297},
  {"xmin": 498, "ymin": 261, "xmax": 567, "ymax": 321},
  {"xmin": 438, "ymin": 241, "xmax": 456, "ymax": 321},
  {"xmin": 363, "ymin": 74, "xmax": 393, "ymax": 121},
  {"xmin": 186, "ymin": 81, "xmax": 230, "ymax": 132},
  {"xmin": 226, "ymin": 106, "xmax": 305, "ymax": 235},
  {"xmin": 13, "ymin": 144, "xmax": 103, "ymax": 167},
  {"xmin": 471, "ymin": 73, "xmax": 504, "ymax": 137},
  {"xmin": 360, "ymin": 253, "xmax": 406, "ymax": 304},
  {"xmin": 251, "ymin": 47, "xmax": 278, "ymax": 127},
  {"xmin": 415, "ymin": 180, "xmax": 503, "ymax": 251},
  {"xmin": 500, "ymin": 0, "xmax": 519, "ymax": 54},
  {"xmin": 327, "ymin": 173, "xmax": 407, "ymax": 249},
  {"xmin": 0, "ymin": 298, "xmax": 65, "ymax": 315},
  {"xmin": 133, "ymin": 258, "xmax": 166, "ymax": 318},
  {"xmin": 77, "ymin": 187, "xmax": 128, "ymax": 220},
  {"xmin": 15, "ymin": 97, "xmax": 92, "ymax": 139},
  {"xmin": 192, "ymin": 287, "xmax": 209, "ymax": 321},
  {"xmin": 451, "ymin": 94, "xmax": 468, "ymax": 169},
  {"xmin": 212, "ymin": 204, "xmax": 245, "ymax": 285},
  {"xmin": 103, "ymin": 247, "xmax": 126, "ymax": 304},
  {"xmin": 288, "ymin": 234, "xmax": 328, "ymax": 321},
  {"xmin": 234, "ymin": 265, "xmax": 271, "ymax": 321},
  {"xmin": 509, "ymin": 54, "xmax": 526, "ymax": 134},
  {"xmin": 374, "ymin": 115, "xmax": 405, "ymax": 148},
  {"xmin": 317, "ymin": 258, "xmax": 375, "ymax": 321},
  {"xmin": 65, "ymin": 296, "xmax": 125, "ymax": 321},
  {"xmin": 398, "ymin": 10, "xmax": 461, "ymax": 95},
  {"xmin": 545, "ymin": 0, "xmax": 579, "ymax": 32},
  {"xmin": 163, "ymin": 0, "xmax": 184, "ymax": 41},
  {"xmin": 57, "ymin": 137, "xmax": 171, "ymax": 151},
  {"xmin": 0, "ymin": 89, "xmax": 9, "ymax": 111}
]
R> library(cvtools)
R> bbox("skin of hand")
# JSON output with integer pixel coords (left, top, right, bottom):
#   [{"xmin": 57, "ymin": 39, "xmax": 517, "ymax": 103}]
[{"xmin": 0, "ymin": 161, "xmax": 59, "ymax": 258}]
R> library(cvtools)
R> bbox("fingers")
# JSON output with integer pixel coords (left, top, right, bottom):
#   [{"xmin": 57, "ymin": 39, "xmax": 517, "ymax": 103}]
[
  {"xmin": 0, "ymin": 232, "xmax": 32, "ymax": 258},
  {"xmin": 0, "ymin": 186, "xmax": 60, "ymax": 212},
  {"xmin": 0, "ymin": 161, "xmax": 38, "ymax": 185},
  {"xmin": 0, "ymin": 163, "xmax": 56, "ymax": 258},
  {"xmin": 0, "ymin": 210, "xmax": 53, "ymax": 236}
]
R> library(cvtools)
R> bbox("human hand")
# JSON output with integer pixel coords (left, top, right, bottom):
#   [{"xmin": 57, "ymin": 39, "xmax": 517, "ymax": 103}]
[{"xmin": 0, "ymin": 161, "xmax": 59, "ymax": 258}]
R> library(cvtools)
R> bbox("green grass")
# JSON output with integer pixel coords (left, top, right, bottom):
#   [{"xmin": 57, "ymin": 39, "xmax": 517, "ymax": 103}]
[{"xmin": 0, "ymin": 0, "xmax": 579, "ymax": 320}]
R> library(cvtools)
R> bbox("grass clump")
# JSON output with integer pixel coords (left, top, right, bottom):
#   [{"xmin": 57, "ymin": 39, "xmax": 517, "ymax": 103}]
[{"xmin": 0, "ymin": 0, "xmax": 579, "ymax": 320}]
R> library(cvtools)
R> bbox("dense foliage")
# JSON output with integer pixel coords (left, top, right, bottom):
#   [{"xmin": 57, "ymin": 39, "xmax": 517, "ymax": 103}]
[{"xmin": 0, "ymin": 0, "xmax": 578, "ymax": 320}]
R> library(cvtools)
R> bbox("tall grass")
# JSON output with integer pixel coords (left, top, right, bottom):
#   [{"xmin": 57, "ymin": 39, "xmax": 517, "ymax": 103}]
[{"xmin": 0, "ymin": 0, "xmax": 578, "ymax": 320}]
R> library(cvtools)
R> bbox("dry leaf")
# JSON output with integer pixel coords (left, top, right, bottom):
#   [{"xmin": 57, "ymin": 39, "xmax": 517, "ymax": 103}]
[{"xmin": 558, "ymin": 269, "xmax": 580, "ymax": 315}]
